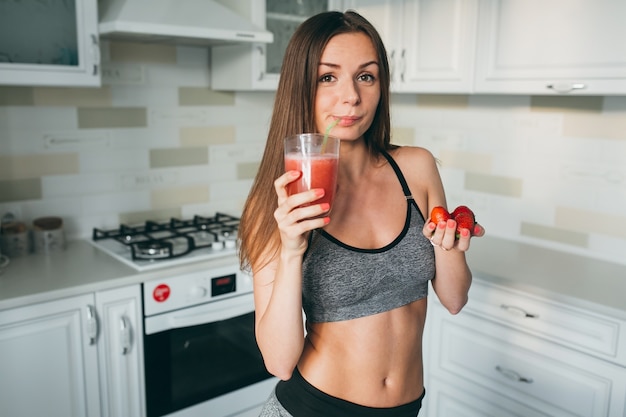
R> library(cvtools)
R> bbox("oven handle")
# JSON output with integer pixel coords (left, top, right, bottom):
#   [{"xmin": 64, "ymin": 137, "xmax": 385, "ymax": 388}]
[
  {"xmin": 144, "ymin": 293, "xmax": 255, "ymax": 335},
  {"xmin": 168, "ymin": 301, "xmax": 252, "ymax": 329}
]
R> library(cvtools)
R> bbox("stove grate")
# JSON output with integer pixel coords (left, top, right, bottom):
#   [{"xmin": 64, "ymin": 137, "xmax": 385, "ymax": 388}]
[{"xmin": 92, "ymin": 212, "xmax": 239, "ymax": 261}]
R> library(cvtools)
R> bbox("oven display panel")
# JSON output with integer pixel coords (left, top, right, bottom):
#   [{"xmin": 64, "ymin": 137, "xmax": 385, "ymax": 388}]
[{"xmin": 211, "ymin": 273, "xmax": 236, "ymax": 296}]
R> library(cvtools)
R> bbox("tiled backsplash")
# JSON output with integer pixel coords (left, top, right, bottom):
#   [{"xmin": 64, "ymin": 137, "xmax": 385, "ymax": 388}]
[
  {"xmin": 390, "ymin": 93, "xmax": 626, "ymax": 265},
  {"xmin": 1, "ymin": 42, "xmax": 625, "ymax": 265}
]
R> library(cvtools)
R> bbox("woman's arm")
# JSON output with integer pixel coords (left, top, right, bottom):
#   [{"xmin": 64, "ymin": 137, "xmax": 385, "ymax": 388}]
[
  {"xmin": 401, "ymin": 147, "xmax": 484, "ymax": 314},
  {"xmin": 252, "ymin": 170, "xmax": 330, "ymax": 380},
  {"xmin": 252, "ymin": 250, "xmax": 305, "ymax": 380}
]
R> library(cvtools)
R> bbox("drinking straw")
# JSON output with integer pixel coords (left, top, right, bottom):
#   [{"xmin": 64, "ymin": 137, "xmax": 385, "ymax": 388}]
[{"xmin": 321, "ymin": 118, "xmax": 339, "ymax": 153}]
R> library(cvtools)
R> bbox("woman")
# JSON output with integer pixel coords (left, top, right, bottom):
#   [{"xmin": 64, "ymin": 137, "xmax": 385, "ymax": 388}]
[{"xmin": 238, "ymin": 10, "xmax": 484, "ymax": 417}]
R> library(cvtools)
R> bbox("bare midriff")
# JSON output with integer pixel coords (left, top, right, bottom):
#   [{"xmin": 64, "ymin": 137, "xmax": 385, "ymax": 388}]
[{"xmin": 297, "ymin": 297, "xmax": 427, "ymax": 408}]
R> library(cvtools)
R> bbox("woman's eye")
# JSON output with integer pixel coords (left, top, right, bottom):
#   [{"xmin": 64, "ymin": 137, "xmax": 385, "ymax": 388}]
[
  {"xmin": 358, "ymin": 73, "xmax": 376, "ymax": 83},
  {"xmin": 319, "ymin": 74, "xmax": 335, "ymax": 83}
]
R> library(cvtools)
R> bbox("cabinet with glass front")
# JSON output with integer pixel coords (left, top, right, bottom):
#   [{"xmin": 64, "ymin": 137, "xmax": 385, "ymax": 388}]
[
  {"xmin": 0, "ymin": 0, "xmax": 100, "ymax": 87},
  {"xmin": 212, "ymin": 1, "xmax": 342, "ymax": 91}
]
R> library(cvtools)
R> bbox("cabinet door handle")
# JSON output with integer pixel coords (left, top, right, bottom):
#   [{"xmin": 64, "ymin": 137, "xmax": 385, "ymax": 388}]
[
  {"xmin": 546, "ymin": 83, "xmax": 586, "ymax": 93},
  {"xmin": 256, "ymin": 45, "xmax": 265, "ymax": 81},
  {"xmin": 91, "ymin": 34, "xmax": 101, "ymax": 76},
  {"xmin": 389, "ymin": 50, "xmax": 396, "ymax": 83},
  {"xmin": 120, "ymin": 315, "xmax": 132, "ymax": 355},
  {"xmin": 500, "ymin": 304, "xmax": 538, "ymax": 318},
  {"xmin": 85, "ymin": 305, "xmax": 98, "ymax": 345},
  {"xmin": 400, "ymin": 49, "xmax": 406, "ymax": 83},
  {"xmin": 495, "ymin": 365, "xmax": 534, "ymax": 383}
]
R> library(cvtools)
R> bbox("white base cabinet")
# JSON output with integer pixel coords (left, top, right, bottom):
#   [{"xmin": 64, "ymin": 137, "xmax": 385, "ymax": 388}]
[
  {"xmin": 426, "ymin": 375, "xmax": 553, "ymax": 417},
  {"xmin": 0, "ymin": 285, "xmax": 145, "ymax": 417},
  {"xmin": 96, "ymin": 285, "xmax": 146, "ymax": 417},
  {"xmin": 0, "ymin": 294, "xmax": 101, "ymax": 417},
  {"xmin": 424, "ymin": 279, "xmax": 626, "ymax": 417}
]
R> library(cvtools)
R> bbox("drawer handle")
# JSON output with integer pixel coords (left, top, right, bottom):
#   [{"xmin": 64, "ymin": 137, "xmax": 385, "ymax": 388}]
[
  {"xmin": 500, "ymin": 304, "xmax": 538, "ymax": 318},
  {"xmin": 546, "ymin": 83, "xmax": 586, "ymax": 94},
  {"xmin": 495, "ymin": 365, "xmax": 534, "ymax": 384}
]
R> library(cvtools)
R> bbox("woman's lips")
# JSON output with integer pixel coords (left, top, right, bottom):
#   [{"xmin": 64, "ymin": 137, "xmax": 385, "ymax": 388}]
[{"xmin": 336, "ymin": 116, "xmax": 360, "ymax": 127}]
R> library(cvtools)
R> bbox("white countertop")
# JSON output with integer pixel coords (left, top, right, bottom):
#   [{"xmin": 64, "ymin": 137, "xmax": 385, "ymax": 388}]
[
  {"xmin": 1, "ymin": 237, "xmax": 625, "ymax": 318},
  {"xmin": 0, "ymin": 239, "xmax": 241, "ymax": 311},
  {"xmin": 466, "ymin": 236, "xmax": 626, "ymax": 320}
]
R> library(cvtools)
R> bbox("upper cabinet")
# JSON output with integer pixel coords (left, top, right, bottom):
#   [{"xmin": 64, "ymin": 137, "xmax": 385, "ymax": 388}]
[
  {"xmin": 474, "ymin": 0, "xmax": 626, "ymax": 95},
  {"xmin": 344, "ymin": 0, "xmax": 478, "ymax": 93},
  {"xmin": 351, "ymin": 0, "xmax": 626, "ymax": 95},
  {"xmin": 211, "ymin": 0, "xmax": 344, "ymax": 91},
  {"xmin": 0, "ymin": 0, "xmax": 101, "ymax": 87},
  {"xmin": 213, "ymin": 0, "xmax": 626, "ymax": 95}
]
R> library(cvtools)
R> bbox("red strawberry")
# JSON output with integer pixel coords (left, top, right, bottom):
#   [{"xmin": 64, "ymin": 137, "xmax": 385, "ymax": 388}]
[
  {"xmin": 450, "ymin": 205, "xmax": 476, "ymax": 238},
  {"xmin": 454, "ymin": 212, "xmax": 475, "ymax": 237},
  {"xmin": 451, "ymin": 205, "xmax": 474, "ymax": 220},
  {"xmin": 430, "ymin": 206, "xmax": 450, "ymax": 224}
]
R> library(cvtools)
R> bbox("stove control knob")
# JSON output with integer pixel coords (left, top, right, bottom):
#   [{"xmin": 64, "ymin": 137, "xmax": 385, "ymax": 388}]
[{"xmin": 189, "ymin": 286, "xmax": 207, "ymax": 299}]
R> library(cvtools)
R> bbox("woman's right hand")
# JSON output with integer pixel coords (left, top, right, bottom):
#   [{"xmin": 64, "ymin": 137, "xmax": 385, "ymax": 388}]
[{"xmin": 273, "ymin": 170, "xmax": 330, "ymax": 255}]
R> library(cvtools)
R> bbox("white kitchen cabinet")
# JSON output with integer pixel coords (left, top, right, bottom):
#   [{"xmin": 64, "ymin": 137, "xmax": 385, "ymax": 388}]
[
  {"xmin": 0, "ymin": 294, "xmax": 101, "ymax": 417},
  {"xmin": 426, "ymin": 375, "xmax": 553, "ymax": 417},
  {"xmin": 211, "ymin": 0, "xmax": 344, "ymax": 91},
  {"xmin": 341, "ymin": 0, "xmax": 402, "ymax": 88},
  {"xmin": 0, "ymin": 0, "xmax": 101, "ymax": 87},
  {"xmin": 0, "ymin": 284, "xmax": 145, "ymax": 417},
  {"xmin": 424, "ymin": 279, "xmax": 626, "ymax": 417},
  {"xmin": 345, "ymin": 0, "xmax": 478, "ymax": 93},
  {"xmin": 464, "ymin": 280, "xmax": 626, "ymax": 366},
  {"xmin": 474, "ymin": 0, "xmax": 626, "ymax": 95},
  {"xmin": 96, "ymin": 285, "xmax": 146, "ymax": 417},
  {"xmin": 213, "ymin": 0, "xmax": 626, "ymax": 95}
]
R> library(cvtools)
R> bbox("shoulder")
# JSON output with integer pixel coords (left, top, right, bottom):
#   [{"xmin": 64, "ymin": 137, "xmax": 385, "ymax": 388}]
[
  {"xmin": 386, "ymin": 146, "xmax": 445, "ymax": 213},
  {"xmin": 387, "ymin": 146, "xmax": 439, "ymax": 176}
]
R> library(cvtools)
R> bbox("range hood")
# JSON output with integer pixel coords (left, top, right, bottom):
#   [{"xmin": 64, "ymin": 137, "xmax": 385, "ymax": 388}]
[{"xmin": 98, "ymin": 0, "xmax": 273, "ymax": 46}]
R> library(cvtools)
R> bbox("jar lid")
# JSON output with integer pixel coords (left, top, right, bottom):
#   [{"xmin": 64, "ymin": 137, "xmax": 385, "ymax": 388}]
[
  {"xmin": 33, "ymin": 217, "xmax": 63, "ymax": 231},
  {"xmin": 0, "ymin": 221, "xmax": 27, "ymax": 234}
]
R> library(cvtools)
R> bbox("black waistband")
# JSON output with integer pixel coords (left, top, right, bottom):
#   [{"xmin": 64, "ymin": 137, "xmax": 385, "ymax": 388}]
[{"xmin": 275, "ymin": 367, "xmax": 425, "ymax": 417}]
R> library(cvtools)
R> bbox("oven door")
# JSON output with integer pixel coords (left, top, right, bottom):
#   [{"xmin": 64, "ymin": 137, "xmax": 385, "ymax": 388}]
[{"xmin": 143, "ymin": 292, "xmax": 274, "ymax": 417}]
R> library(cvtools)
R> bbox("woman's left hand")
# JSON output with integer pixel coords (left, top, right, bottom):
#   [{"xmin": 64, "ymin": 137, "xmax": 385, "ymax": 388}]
[{"xmin": 423, "ymin": 219, "xmax": 485, "ymax": 252}]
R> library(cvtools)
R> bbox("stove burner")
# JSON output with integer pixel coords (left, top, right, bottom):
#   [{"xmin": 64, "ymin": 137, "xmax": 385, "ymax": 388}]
[
  {"xmin": 133, "ymin": 241, "xmax": 173, "ymax": 260},
  {"xmin": 93, "ymin": 212, "xmax": 239, "ymax": 261}
]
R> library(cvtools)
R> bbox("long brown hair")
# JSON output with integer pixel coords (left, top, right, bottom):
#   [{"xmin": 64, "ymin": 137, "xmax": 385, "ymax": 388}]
[{"xmin": 238, "ymin": 10, "xmax": 392, "ymax": 272}]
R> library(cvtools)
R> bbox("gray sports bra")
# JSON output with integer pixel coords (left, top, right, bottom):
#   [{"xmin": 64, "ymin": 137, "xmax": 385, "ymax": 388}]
[{"xmin": 302, "ymin": 150, "xmax": 436, "ymax": 323}]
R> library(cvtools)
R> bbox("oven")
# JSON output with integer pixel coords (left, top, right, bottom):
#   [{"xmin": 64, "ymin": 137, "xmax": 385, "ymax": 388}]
[
  {"xmin": 90, "ymin": 213, "xmax": 277, "ymax": 417},
  {"xmin": 142, "ymin": 266, "xmax": 275, "ymax": 417}
]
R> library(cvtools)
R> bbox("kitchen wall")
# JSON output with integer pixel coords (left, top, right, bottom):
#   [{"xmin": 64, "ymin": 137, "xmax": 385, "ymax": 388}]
[{"xmin": 1, "ymin": 42, "xmax": 625, "ymax": 266}]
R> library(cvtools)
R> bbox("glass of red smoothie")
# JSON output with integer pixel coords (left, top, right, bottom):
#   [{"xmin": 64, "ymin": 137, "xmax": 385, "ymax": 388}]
[{"xmin": 284, "ymin": 133, "xmax": 340, "ymax": 212}]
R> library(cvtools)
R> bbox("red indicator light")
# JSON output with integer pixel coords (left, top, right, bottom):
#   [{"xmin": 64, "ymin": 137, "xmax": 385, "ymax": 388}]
[
  {"xmin": 215, "ymin": 277, "xmax": 232, "ymax": 287},
  {"xmin": 153, "ymin": 284, "xmax": 171, "ymax": 302}
]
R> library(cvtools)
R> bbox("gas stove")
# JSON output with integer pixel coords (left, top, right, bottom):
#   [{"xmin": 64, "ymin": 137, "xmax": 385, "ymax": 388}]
[{"xmin": 91, "ymin": 212, "xmax": 240, "ymax": 271}]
